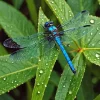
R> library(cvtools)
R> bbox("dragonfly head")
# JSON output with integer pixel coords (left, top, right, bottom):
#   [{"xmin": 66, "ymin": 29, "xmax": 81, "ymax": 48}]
[{"xmin": 44, "ymin": 21, "xmax": 53, "ymax": 28}]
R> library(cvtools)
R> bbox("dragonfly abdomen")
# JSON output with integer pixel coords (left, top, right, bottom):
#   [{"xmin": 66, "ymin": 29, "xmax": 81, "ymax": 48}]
[{"xmin": 55, "ymin": 36, "xmax": 76, "ymax": 74}]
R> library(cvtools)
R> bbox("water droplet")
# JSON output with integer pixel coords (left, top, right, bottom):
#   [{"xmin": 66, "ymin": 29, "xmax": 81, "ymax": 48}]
[
  {"xmin": 50, "ymin": 69, "xmax": 52, "ymax": 72},
  {"xmin": 63, "ymin": 85, "xmax": 65, "ymax": 87},
  {"xmin": 37, "ymin": 91, "xmax": 40, "ymax": 94},
  {"xmin": 69, "ymin": 14, "xmax": 72, "ymax": 16},
  {"xmin": 39, "ymin": 74, "xmax": 41, "ymax": 77},
  {"xmin": 54, "ymin": 54, "xmax": 57, "ymax": 57},
  {"xmin": 69, "ymin": 91, "xmax": 72, "ymax": 94},
  {"xmin": 54, "ymin": 8, "xmax": 56, "ymax": 11},
  {"xmin": 97, "ymin": 27, "xmax": 99, "ymax": 30},
  {"xmin": 15, "ymin": 80, "xmax": 17, "ymax": 82},
  {"xmin": 45, "ymin": 85, "xmax": 47, "ymax": 87},
  {"xmin": 39, "ymin": 70, "xmax": 43, "ymax": 74},
  {"xmin": 96, "ymin": 54, "xmax": 99, "ymax": 58},
  {"xmin": 12, "ymin": 81, "xmax": 14, "ymax": 83},
  {"xmin": 51, "ymin": 1, "xmax": 54, "ymax": 3},
  {"xmin": 3, "ymin": 77, "xmax": 6, "ymax": 81},
  {"xmin": 90, "ymin": 33, "xmax": 93, "ymax": 35},
  {"xmin": 38, "ymin": 59, "xmax": 41, "ymax": 62},
  {"xmin": 17, "ymin": 84, "xmax": 19, "ymax": 86},
  {"xmin": 37, "ymin": 83, "xmax": 40, "ymax": 86},
  {"xmin": 48, "ymin": 76, "xmax": 50, "ymax": 79},
  {"xmin": 88, "ymin": 39, "xmax": 90, "ymax": 42},
  {"xmin": 92, "ymin": 44, "xmax": 94, "ymax": 46},
  {"xmin": 46, "ymin": 63, "xmax": 48, "ymax": 66},
  {"xmin": 90, "ymin": 19, "xmax": 94, "ymax": 24},
  {"xmin": 2, "ymin": 91, "xmax": 4, "ymax": 94},
  {"xmin": 42, "ymin": 82, "xmax": 44, "ymax": 84}
]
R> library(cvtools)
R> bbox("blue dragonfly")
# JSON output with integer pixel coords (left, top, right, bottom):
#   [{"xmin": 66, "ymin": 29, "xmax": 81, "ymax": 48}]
[{"xmin": 3, "ymin": 10, "xmax": 91, "ymax": 74}]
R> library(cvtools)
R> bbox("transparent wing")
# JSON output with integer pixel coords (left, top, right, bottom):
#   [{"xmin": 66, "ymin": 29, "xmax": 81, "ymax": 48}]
[
  {"xmin": 61, "ymin": 25, "xmax": 90, "ymax": 44},
  {"xmin": 60, "ymin": 10, "xmax": 90, "ymax": 30},
  {"xmin": 59, "ymin": 10, "xmax": 91, "ymax": 45},
  {"xmin": 10, "ymin": 45, "xmax": 40, "ymax": 61},
  {"xmin": 10, "ymin": 40, "xmax": 55, "ymax": 61},
  {"xmin": 5, "ymin": 36, "xmax": 55, "ymax": 61},
  {"xmin": 3, "ymin": 32, "xmax": 44, "ymax": 48}
]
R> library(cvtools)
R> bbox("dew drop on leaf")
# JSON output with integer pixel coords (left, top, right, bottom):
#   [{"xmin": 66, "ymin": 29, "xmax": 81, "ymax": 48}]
[
  {"xmin": 46, "ymin": 63, "xmax": 48, "ymax": 66},
  {"xmin": 37, "ymin": 83, "xmax": 40, "ymax": 86},
  {"xmin": 45, "ymin": 85, "xmax": 47, "ymax": 87},
  {"xmin": 3, "ymin": 77, "xmax": 6, "ymax": 81},
  {"xmin": 39, "ymin": 70, "xmax": 43, "ymax": 74},
  {"xmin": 15, "ymin": 80, "xmax": 17, "ymax": 82},
  {"xmin": 38, "ymin": 59, "xmax": 41, "ymax": 62},
  {"xmin": 12, "ymin": 62, "xmax": 14, "ymax": 63},
  {"xmin": 90, "ymin": 33, "xmax": 93, "ymax": 35},
  {"xmin": 54, "ymin": 8, "xmax": 57, "ymax": 11},
  {"xmin": 97, "ymin": 27, "xmax": 99, "ymax": 30},
  {"xmin": 63, "ymin": 85, "xmax": 65, "ymax": 88},
  {"xmin": 90, "ymin": 19, "xmax": 95, "ymax": 24},
  {"xmin": 17, "ymin": 84, "xmax": 19, "ymax": 86},
  {"xmin": 96, "ymin": 54, "xmax": 100, "ymax": 58},
  {"xmin": 51, "ymin": 1, "xmax": 54, "ymax": 4},
  {"xmin": 37, "ymin": 91, "xmax": 40, "ymax": 94},
  {"xmin": 69, "ymin": 90, "xmax": 72, "ymax": 94},
  {"xmin": 42, "ymin": 82, "xmax": 44, "ymax": 84}
]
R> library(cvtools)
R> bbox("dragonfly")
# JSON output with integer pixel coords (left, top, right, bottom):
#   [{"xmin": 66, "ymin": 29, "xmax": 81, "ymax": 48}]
[{"xmin": 3, "ymin": 10, "xmax": 91, "ymax": 74}]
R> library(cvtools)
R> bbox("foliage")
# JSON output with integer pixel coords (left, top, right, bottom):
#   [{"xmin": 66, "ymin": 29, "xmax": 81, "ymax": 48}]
[{"xmin": 0, "ymin": 0, "xmax": 100, "ymax": 100}]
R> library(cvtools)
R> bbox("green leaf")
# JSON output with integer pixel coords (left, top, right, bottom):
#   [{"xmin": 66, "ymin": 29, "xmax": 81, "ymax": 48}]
[
  {"xmin": 0, "ymin": 93, "xmax": 14, "ymax": 100},
  {"xmin": 31, "ymin": 8, "xmax": 59, "ymax": 100},
  {"xmin": 77, "ymin": 67, "xmax": 94, "ymax": 100},
  {"xmin": 43, "ymin": 83, "xmax": 55, "ymax": 100},
  {"xmin": 67, "ymin": 0, "xmax": 98, "ymax": 15},
  {"xmin": 0, "ymin": 43, "xmax": 7, "ymax": 56},
  {"xmin": 83, "ymin": 16, "xmax": 100, "ymax": 66},
  {"xmin": 0, "ymin": 1, "xmax": 35, "ymax": 37},
  {"xmin": 12, "ymin": 0, "xmax": 24, "ymax": 9},
  {"xmin": 26, "ymin": 0, "xmax": 37, "ymax": 26},
  {"xmin": 55, "ymin": 53, "xmax": 86, "ymax": 100},
  {"xmin": 0, "ymin": 55, "xmax": 37, "ymax": 95},
  {"xmin": 94, "ymin": 94, "xmax": 100, "ymax": 100},
  {"xmin": 98, "ymin": 0, "xmax": 100, "ymax": 5},
  {"xmin": 45, "ymin": 0, "xmax": 74, "ymax": 23}
]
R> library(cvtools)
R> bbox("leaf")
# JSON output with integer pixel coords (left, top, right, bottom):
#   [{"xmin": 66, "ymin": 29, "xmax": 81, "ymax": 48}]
[
  {"xmin": 0, "ymin": 55, "xmax": 37, "ymax": 95},
  {"xmin": 12, "ymin": 0, "xmax": 24, "ymax": 9},
  {"xmin": 77, "ymin": 67, "xmax": 94, "ymax": 100},
  {"xmin": 67, "ymin": 0, "xmax": 98, "ymax": 15},
  {"xmin": 82, "ymin": 16, "xmax": 100, "ymax": 66},
  {"xmin": 0, "ymin": 43, "xmax": 7, "ymax": 56},
  {"xmin": 0, "ymin": 93, "xmax": 14, "ymax": 100},
  {"xmin": 31, "ymin": 8, "xmax": 59, "ymax": 100},
  {"xmin": 0, "ymin": 1, "xmax": 35, "ymax": 37},
  {"xmin": 94, "ymin": 94, "xmax": 100, "ymax": 100},
  {"xmin": 55, "ymin": 53, "xmax": 86, "ymax": 100},
  {"xmin": 26, "ymin": 0, "xmax": 37, "ymax": 26},
  {"xmin": 45, "ymin": 0, "xmax": 74, "ymax": 23},
  {"xmin": 98, "ymin": 0, "xmax": 100, "ymax": 5}
]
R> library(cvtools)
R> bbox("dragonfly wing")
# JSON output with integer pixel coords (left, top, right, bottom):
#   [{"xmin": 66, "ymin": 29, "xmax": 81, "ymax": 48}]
[
  {"xmin": 3, "ymin": 32, "xmax": 44, "ymax": 48},
  {"xmin": 61, "ymin": 10, "xmax": 90, "ymax": 30},
  {"xmin": 9, "ymin": 38, "xmax": 55, "ymax": 61},
  {"xmin": 10, "ymin": 45, "xmax": 40, "ymax": 61},
  {"xmin": 61, "ymin": 25, "xmax": 90, "ymax": 44},
  {"xmin": 41, "ymin": 40, "xmax": 56, "ymax": 56}
]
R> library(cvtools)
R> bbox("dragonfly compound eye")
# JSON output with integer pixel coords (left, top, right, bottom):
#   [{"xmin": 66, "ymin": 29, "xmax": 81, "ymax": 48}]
[{"xmin": 44, "ymin": 22, "xmax": 50, "ymax": 28}]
